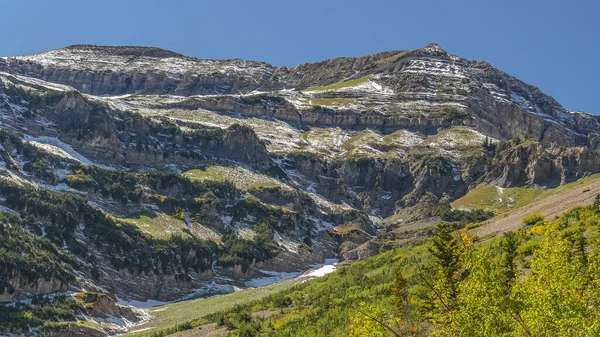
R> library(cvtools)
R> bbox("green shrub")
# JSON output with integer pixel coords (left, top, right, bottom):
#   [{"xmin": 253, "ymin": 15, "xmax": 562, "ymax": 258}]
[
  {"xmin": 522, "ymin": 212, "xmax": 545, "ymax": 226},
  {"xmin": 431, "ymin": 202, "xmax": 494, "ymax": 224}
]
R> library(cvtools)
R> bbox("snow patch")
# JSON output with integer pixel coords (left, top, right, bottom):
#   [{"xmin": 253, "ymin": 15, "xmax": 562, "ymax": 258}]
[
  {"xmin": 495, "ymin": 186, "xmax": 505, "ymax": 195},
  {"xmin": 115, "ymin": 297, "xmax": 168, "ymax": 308},
  {"xmin": 245, "ymin": 270, "xmax": 302, "ymax": 288},
  {"xmin": 23, "ymin": 135, "xmax": 111, "ymax": 168},
  {"xmin": 301, "ymin": 259, "xmax": 339, "ymax": 278},
  {"xmin": 274, "ymin": 232, "xmax": 300, "ymax": 253}
]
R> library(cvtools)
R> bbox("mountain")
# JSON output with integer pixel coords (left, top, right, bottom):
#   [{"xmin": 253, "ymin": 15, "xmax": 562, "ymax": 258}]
[
  {"xmin": 3, "ymin": 43, "xmax": 598, "ymax": 143},
  {"xmin": 0, "ymin": 43, "xmax": 599, "ymax": 335}
]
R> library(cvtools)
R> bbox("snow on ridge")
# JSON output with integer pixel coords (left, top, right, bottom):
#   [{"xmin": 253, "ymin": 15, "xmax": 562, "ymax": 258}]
[
  {"xmin": 274, "ymin": 231, "xmax": 300, "ymax": 253},
  {"xmin": 298, "ymin": 76, "xmax": 395, "ymax": 96},
  {"xmin": 568, "ymin": 109, "xmax": 591, "ymax": 115},
  {"xmin": 483, "ymin": 82, "xmax": 512, "ymax": 104},
  {"xmin": 402, "ymin": 59, "xmax": 467, "ymax": 78},
  {"xmin": 23, "ymin": 135, "xmax": 93, "ymax": 165},
  {"xmin": 9, "ymin": 48, "xmax": 273, "ymax": 80},
  {"xmin": 0, "ymin": 71, "xmax": 75, "ymax": 92},
  {"xmin": 26, "ymin": 140, "xmax": 80, "ymax": 162},
  {"xmin": 335, "ymin": 79, "xmax": 395, "ymax": 96},
  {"xmin": 23, "ymin": 135, "xmax": 113, "ymax": 169},
  {"xmin": 509, "ymin": 91, "xmax": 535, "ymax": 113}
]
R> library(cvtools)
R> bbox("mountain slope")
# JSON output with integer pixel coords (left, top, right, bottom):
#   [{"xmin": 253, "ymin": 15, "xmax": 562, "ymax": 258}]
[
  {"xmin": 136, "ymin": 199, "xmax": 600, "ymax": 337},
  {"xmin": 0, "ymin": 43, "xmax": 599, "ymax": 335}
]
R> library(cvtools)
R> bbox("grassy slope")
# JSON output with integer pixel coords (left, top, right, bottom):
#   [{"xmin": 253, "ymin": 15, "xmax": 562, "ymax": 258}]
[
  {"xmin": 117, "ymin": 212, "xmax": 221, "ymax": 241},
  {"xmin": 118, "ymin": 213, "xmax": 188, "ymax": 239},
  {"xmin": 302, "ymin": 75, "xmax": 373, "ymax": 92},
  {"xmin": 452, "ymin": 174, "xmax": 600, "ymax": 236},
  {"xmin": 126, "ymin": 243, "xmax": 426, "ymax": 337},
  {"xmin": 475, "ymin": 174, "xmax": 600, "ymax": 237},
  {"xmin": 124, "ymin": 280, "xmax": 300, "ymax": 336},
  {"xmin": 452, "ymin": 185, "xmax": 543, "ymax": 214},
  {"xmin": 454, "ymin": 175, "xmax": 600, "ymax": 213},
  {"xmin": 184, "ymin": 166, "xmax": 283, "ymax": 191}
]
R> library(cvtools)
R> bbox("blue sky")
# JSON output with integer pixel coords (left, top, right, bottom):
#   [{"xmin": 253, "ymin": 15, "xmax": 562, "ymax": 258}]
[{"xmin": 0, "ymin": 0, "xmax": 598, "ymax": 113}]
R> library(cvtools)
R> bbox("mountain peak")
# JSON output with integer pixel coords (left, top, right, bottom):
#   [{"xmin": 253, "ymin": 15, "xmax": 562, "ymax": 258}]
[
  {"xmin": 415, "ymin": 43, "xmax": 448, "ymax": 56},
  {"xmin": 62, "ymin": 44, "xmax": 185, "ymax": 58}
]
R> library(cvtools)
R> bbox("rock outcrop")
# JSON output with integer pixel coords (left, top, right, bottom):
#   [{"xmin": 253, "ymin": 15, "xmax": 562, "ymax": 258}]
[
  {"xmin": 484, "ymin": 141, "xmax": 600, "ymax": 188},
  {"xmin": 0, "ymin": 273, "xmax": 66, "ymax": 302}
]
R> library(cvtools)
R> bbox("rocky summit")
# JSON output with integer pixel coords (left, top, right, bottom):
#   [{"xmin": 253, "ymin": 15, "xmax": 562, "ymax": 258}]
[{"xmin": 0, "ymin": 43, "xmax": 598, "ymax": 335}]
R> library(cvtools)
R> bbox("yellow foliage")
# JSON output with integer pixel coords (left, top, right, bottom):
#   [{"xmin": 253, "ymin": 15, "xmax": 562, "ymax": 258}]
[
  {"xmin": 22, "ymin": 311, "xmax": 33, "ymax": 321},
  {"xmin": 347, "ymin": 302, "xmax": 399, "ymax": 337},
  {"xmin": 459, "ymin": 232, "xmax": 474, "ymax": 249},
  {"xmin": 150, "ymin": 194, "xmax": 168, "ymax": 203},
  {"xmin": 531, "ymin": 225, "xmax": 545, "ymax": 235}
]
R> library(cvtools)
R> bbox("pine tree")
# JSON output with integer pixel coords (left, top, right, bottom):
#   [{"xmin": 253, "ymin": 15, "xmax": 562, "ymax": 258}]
[
  {"xmin": 500, "ymin": 231, "xmax": 519, "ymax": 285},
  {"xmin": 428, "ymin": 222, "xmax": 462, "ymax": 306},
  {"xmin": 593, "ymin": 193, "xmax": 600, "ymax": 212}
]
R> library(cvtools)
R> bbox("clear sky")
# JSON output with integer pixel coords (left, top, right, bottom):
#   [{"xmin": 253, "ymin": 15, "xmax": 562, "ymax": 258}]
[{"xmin": 0, "ymin": 0, "xmax": 597, "ymax": 113}]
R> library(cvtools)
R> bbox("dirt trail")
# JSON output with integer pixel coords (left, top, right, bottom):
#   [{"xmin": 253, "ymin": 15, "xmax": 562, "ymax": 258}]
[{"xmin": 475, "ymin": 179, "xmax": 600, "ymax": 237}]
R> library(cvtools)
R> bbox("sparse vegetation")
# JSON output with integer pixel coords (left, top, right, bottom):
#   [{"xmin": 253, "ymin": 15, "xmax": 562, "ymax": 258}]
[
  {"xmin": 0, "ymin": 212, "xmax": 76, "ymax": 296},
  {"xmin": 117, "ymin": 212, "xmax": 189, "ymax": 239},
  {"xmin": 430, "ymin": 201, "xmax": 494, "ymax": 225},
  {"xmin": 0, "ymin": 292, "xmax": 115, "ymax": 335},
  {"xmin": 341, "ymin": 130, "xmax": 380, "ymax": 152},
  {"xmin": 453, "ymin": 174, "xmax": 600, "ymax": 215},
  {"xmin": 308, "ymin": 97, "xmax": 355, "ymax": 106},
  {"xmin": 302, "ymin": 75, "xmax": 373, "ymax": 92},
  {"xmin": 429, "ymin": 106, "xmax": 470, "ymax": 120},
  {"xmin": 452, "ymin": 185, "xmax": 544, "ymax": 213},
  {"xmin": 240, "ymin": 93, "xmax": 285, "ymax": 105},
  {"xmin": 184, "ymin": 165, "xmax": 283, "ymax": 192}
]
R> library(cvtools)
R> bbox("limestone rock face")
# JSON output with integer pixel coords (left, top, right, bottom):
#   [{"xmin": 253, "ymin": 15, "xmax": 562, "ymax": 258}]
[
  {"xmin": 97, "ymin": 267, "xmax": 215, "ymax": 302},
  {"xmin": 484, "ymin": 142, "xmax": 600, "ymax": 188},
  {"xmin": 15, "ymin": 90, "xmax": 272, "ymax": 169},
  {"xmin": 0, "ymin": 273, "xmax": 66, "ymax": 302}
]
